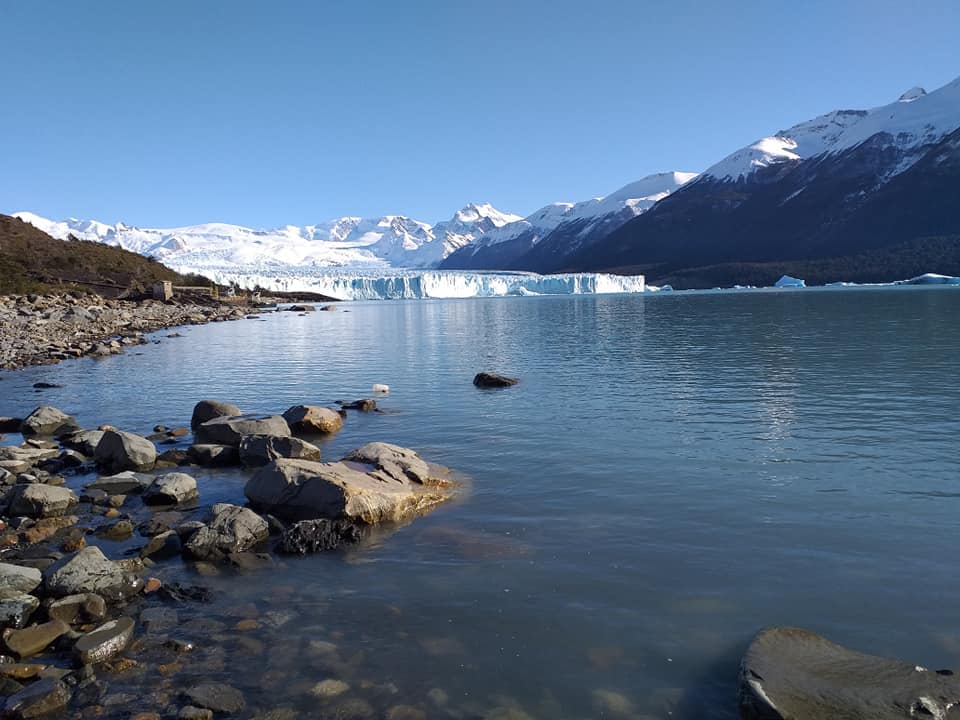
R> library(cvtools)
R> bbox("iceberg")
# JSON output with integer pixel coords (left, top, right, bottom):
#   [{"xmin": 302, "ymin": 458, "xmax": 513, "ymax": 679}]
[
  {"xmin": 897, "ymin": 273, "xmax": 960, "ymax": 285},
  {"xmin": 774, "ymin": 275, "xmax": 806, "ymax": 288},
  {"xmin": 193, "ymin": 268, "xmax": 645, "ymax": 301}
]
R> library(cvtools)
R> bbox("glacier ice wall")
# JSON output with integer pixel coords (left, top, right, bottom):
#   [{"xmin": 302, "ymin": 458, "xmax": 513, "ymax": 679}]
[{"xmin": 185, "ymin": 267, "xmax": 645, "ymax": 300}]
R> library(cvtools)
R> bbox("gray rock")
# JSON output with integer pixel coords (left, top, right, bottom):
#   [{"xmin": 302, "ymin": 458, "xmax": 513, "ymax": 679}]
[
  {"xmin": 73, "ymin": 616, "xmax": 134, "ymax": 665},
  {"xmin": 143, "ymin": 472, "xmax": 198, "ymax": 505},
  {"xmin": 2, "ymin": 619, "xmax": 70, "ymax": 658},
  {"xmin": 0, "ymin": 591, "xmax": 39, "ymax": 630},
  {"xmin": 2, "ymin": 678, "xmax": 71, "ymax": 719},
  {"xmin": 282, "ymin": 405, "xmax": 343, "ymax": 434},
  {"xmin": 94, "ymin": 430, "xmax": 157, "ymax": 472},
  {"xmin": 473, "ymin": 371, "xmax": 519, "ymax": 388},
  {"xmin": 739, "ymin": 627, "xmax": 960, "ymax": 720},
  {"xmin": 191, "ymin": 400, "xmax": 242, "ymax": 430},
  {"xmin": 19, "ymin": 407, "xmax": 78, "ymax": 437},
  {"xmin": 61, "ymin": 430, "xmax": 105, "ymax": 456},
  {"xmin": 6, "ymin": 484, "xmax": 78, "ymax": 519},
  {"xmin": 0, "ymin": 446, "xmax": 58, "ymax": 466},
  {"xmin": 195, "ymin": 415, "xmax": 290, "ymax": 446},
  {"xmin": 85, "ymin": 470, "xmax": 152, "ymax": 494},
  {"xmin": 187, "ymin": 444, "xmax": 240, "ymax": 467},
  {"xmin": 245, "ymin": 446, "xmax": 452, "ymax": 523},
  {"xmin": 42, "ymin": 547, "xmax": 127, "ymax": 598},
  {"xmin": 184, "ymin": 681, "xmax": 245, "ymax": 713},
  {"xmin": 239, "ymin": 435, "xmax": 322, "ymax": 467},
  {"xmin": 46, "ymin": 594, "xmax": 107, "ymax": 625},
  {"xmin": 183, "ymin": 504, "xmax": 269, "ymax": 561},
  {"xmin": 0, "ymin": 565, "xmax": 42, "ymax": 594},
  {"xmin": 139, "ymin": 530, "xmax": 182, "ymax": 560}
]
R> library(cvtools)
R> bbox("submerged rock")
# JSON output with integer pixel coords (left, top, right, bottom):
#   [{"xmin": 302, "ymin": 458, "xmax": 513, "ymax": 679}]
[
  {"xmin": 473, "ymin": 372, "xmax": 519, "ymax": 388},
  {"xmin": 191, "ymin": 400, "xmax": 243, "ymax": 430},
  {"xmin": 184, "ymin": 681, "xmax": 246, "ymax": 713},
  {"xmin": 739, "ymin": 627, "xmax": 960, "ymax": 720}
]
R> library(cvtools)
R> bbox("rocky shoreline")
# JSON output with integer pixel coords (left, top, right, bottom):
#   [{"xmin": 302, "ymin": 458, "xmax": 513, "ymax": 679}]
[
  {"xmin": 0, "ymin": 399, "xmax": 456, "ymax": 719},
  {"xmin": 0, "ymin": 293, "xmax": 263, "ymax": 371}
]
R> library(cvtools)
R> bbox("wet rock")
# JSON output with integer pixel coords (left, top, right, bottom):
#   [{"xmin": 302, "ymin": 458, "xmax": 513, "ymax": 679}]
[
  {"xmin": 179, "ymin": 707, "xmax": 214, "ymax": 720},
  {"xmin": 239, "ymin": 436, "xmax": 322, "ymax": 467},
  {"xmin": 6, "ymin": 484, "xmax": 78, "ymax": 519},
  {"xmin": 739, "ymin": 627, "xmax": 960, "ymax": 720},
  {"xmin": 592, "ymin": 689, "xmax": 634, "ymax": 717},
  {"xmin": 0, "ymin": 565, "xmax": 42, "ymax": 594},
  {"xmin": 139, "ymin": 530, "xmax": 182, "ymax": 561},
  {"xmin": 2, "ymin": 677, "xmax": 71, "ymax": 719},
  {"xmin": 188, "ymin": 444, "xmax": 240, "ymax": 467},
  {"xmin": 0, "ymin": 592, "xmax": 39, "ymax": 630},
  {"xmin": 42, "ymin": 547, "xmax": 128, "ymax": 598},
  {"xmin": 309, "ymin": 679, "xmax": 350, "ymax": 698},
  {"xmin": 0, "ymin": 665, "xmax": 45, "ymax": 681},
  {"xmin": 140, "ymin": 606, "xmax": 178, "ymax": 633},
  {"xmin": 85, "ymin": 470, "xmax": 151, "ymax": 495},
  {"xmin": 46, "ymin": 594, "xmax": 107, "ymax": 625},
  {"xmin": 226, "ymin": 552, "xmax": 274, "ymax": 572},
  {"xmin": 73, "ymin": 616, "xmax": 134, "ymax": 665},
  {"xmin": 191, "ymin": 400, "xmax": 242, "ymax": 430},
  {"xmin": 184, "ymin": 681, "xmax": 245, "ymax": 714},
  {"xmin": 183, "ymin": 504, "xmax": 269, "ymax": 561},
  {"xmin": 278, "ymin": 519, "xmax": 366, "ymax": 554},
  {"xmin": 245, "ymin": 445, "xmax": 451, "ymax": 523},
  {"xmin": 337, "ymin": 399, "xmax": 377, "ymax": 412},
  {"xmin": 2, "ymin": 619, "xmax": 70, "ymax": 658},
  {"xmin": 282, "ymin": 405, "xmax": 343, "ymax": 435},
  {"xmin": 19, "ymin": 407, "xmax": 78, "ymax": 437},
  {"xmin": 159, "ymin": 583, "xmax": 213, "ymax": 604},
  {"xmin": 332, "ymin": 698, "xmax": 375, "ymax": 719},
  {"xmin": 386, "ymin": 705, "xmax": 426, "ymax": 720},
  {"xmin": 143, "ymin": 473, "xmax": 198, "ymax": 505},
  {"xmin": 94, "ymin": 430, "xmax": 157, "ymax": 472},
  {"xmin": 96, "ymin": 519, "xmax": 134, "ymax": 541},
  {"xmin": 473, "ymin": 372, "xmax": 519, "ymax": 388},
  {"xmin": 0, "ymin": 676, "xmax": 24, "ymax": 697},
  {"xmin": 195, "ymin": 415, "xmax": 290, "ymax": 447}
]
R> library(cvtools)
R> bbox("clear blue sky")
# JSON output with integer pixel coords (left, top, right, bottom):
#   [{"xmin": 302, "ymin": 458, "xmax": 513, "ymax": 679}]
[{"xmin": 2, "ymin": 0, "xmax": 958, "ymax": 227}]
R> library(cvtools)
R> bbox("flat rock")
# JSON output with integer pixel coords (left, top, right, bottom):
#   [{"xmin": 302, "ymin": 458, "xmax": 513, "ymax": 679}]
[
  {"xmin": 143, "ymin": 472, "xmax": 198, "ymax": 505},
  {"xmin": 42, "ymin": 547, "xmax": 127, "ymax": 598},
  {"xmin": 245, "ymin": 446, "xmax": 452, "ymax": 524},
  {"xmin": 0, "ymin": 565, "xmax": 42, "ymax": 594},
  {"xmin": 73, "ymin": 616, "xmax": 134, "ymax": 665},
  {"xmin": 739, "ymin": 627, "xmax": 960, "ymax": 720},
  {"xmin": 2, "ymin": 678, "xmax": 71, "ymax": 719},
  {"xmin": 85, "ymin": 471, "xmax": 152, "ymax": 494},
  {"xmin": 19, "ymin": 407, "xmax": 78, "ymax": 437},
  {"xmin": 343, "ymin": 442, "xmax": 438, "ymax": 485},
  {"xmin": 473, "ymin": 371, "xmax": 519, "ymax": 388},
  {"xmin": 195, "ymin": 415, "xmax": 290, "ymax": 447},
  {"xmin": 2, "ymin": 619, "xmax": 69, "ymax": 658},
  {"xmin": 282, "ymin": 405, "xmax": 343, "ymax": 434},
  {"xmin": 0, "ymin": 591, "xmax": 40, "ymax": 631},
  {"xmin": 191, "ymin": 400, "xmax": 242, "ymax": 430},
  {"xmin": 6, "ymin": 485, "xmax": 78, "ymax": 519},
  {"xmin": 60, "ymin": 430, "xmax": 105, "ymax": 455},
  {"xmin": 46, "ymin": 593, "xmax": 107, "ymax": 625},
  {"xmin": 94, "ymin": 430, "xmax": 157, "ymax": 472},
  {"xmin": 239, "ymin": 435, "xmax": 322, "ymax": 467},
  {"xmin": 183, "ymin": 504, "xmax": 269, "ymax": 561},
  {"xmin": 184, "ymin": 681, "xmax": 246, "ymax": 713}
]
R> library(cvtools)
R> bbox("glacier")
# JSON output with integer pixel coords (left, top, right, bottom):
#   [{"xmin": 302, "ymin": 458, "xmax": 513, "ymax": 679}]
[{"xmin": 196, "ymin": 268, "xmax": 645, "ymax": 300}]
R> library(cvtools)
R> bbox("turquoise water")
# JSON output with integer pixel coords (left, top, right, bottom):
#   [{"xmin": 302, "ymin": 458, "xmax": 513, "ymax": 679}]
[{"xmin": 2, "ymin": 287, "xmax": 960, "ymax": 718}]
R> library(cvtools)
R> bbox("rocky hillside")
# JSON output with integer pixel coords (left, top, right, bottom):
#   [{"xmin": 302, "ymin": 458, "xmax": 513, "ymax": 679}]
[{"xmin": 0, "ymin": 214, "xmax": 212, "ymax": 296}]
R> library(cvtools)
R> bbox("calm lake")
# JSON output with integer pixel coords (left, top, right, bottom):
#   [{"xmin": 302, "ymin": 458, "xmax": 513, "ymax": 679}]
[{"xmin": 2, "ymin": 286, "xmax": 959, "ymax": 719}]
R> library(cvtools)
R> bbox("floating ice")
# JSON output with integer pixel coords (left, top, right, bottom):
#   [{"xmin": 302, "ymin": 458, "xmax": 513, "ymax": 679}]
[
  {"xmin": 898, "ymin": 273, "xmax": 960, "ymax": 285},
  {"xmin": 774, "ymin": 275, "xmax": 806, "ymax": 288}
]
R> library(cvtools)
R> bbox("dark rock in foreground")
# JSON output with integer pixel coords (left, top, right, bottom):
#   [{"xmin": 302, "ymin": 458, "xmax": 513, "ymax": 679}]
[
  {"xmin": 739, "ymin": 627, "xmax": 960, "ymax": 720},
  {"xmin": 473, "ymin": 372, "xmax": 519, "ymax": 388}
]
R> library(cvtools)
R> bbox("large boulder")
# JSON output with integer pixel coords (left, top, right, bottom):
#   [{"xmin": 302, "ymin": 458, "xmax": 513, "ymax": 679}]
[
  {"xmin": 282, "ymin": 405, "xmax": 343, "ymax": 434},
  {"xmin": 5, "ymin": 485, "xmax": 78, "ymax": 519},
  {"xmin": 94, "ymin": 429, "xmax": 156, "ymax": 472},
  {"xmin": 0, "ymin": 565, "xmax": 42, "ymax": 594},
  {"xmin": 739, "ymin": 627, "xmax": 960, "ymax": 720},
  {"xmin": 143, "ymin": 473, "xmax": 199, "ymax": 506},
  {"xmin": 245, "ymin": 446, "xmax": 452, "ymax": 524},
  {"xmin": 239, "ymin": 435, "xmax": 322, "ymax": 467},
  {"xmin": 183, "ymin": 504, "xmax": 269, "ymax": 561},
  {"xmin": 19, "ymin": 407, "xmax": 78, "ymax": 437},
  {"xmin": 195, "ymin": 415, "xmax": 290, "ymax": 446},
  {"xmin": 42, "ymin": 547, "xmax": 130, "ymax": 599},
  {"xmin": 191, "ymin": 400, "xmax": 242, "ymax": 430}
]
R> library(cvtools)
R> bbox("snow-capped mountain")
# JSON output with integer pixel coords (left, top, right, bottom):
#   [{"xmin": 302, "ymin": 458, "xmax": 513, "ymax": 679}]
[
  {"xmin": 572, "ymin": 75, "xmax": 960, "ymax": 285},
  {"xmin": 13, "ymin": 204, "xmax": 523, "ymax": 274},
  {"xmin": 440, "ymin": 171, "xmax": 697, "ymax": 271}
]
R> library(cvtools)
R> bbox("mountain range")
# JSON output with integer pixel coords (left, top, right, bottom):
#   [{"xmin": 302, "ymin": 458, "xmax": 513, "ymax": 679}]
[{"xmin": 13, "ymin": 75, "xmax": 960, "ymax": 289}]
